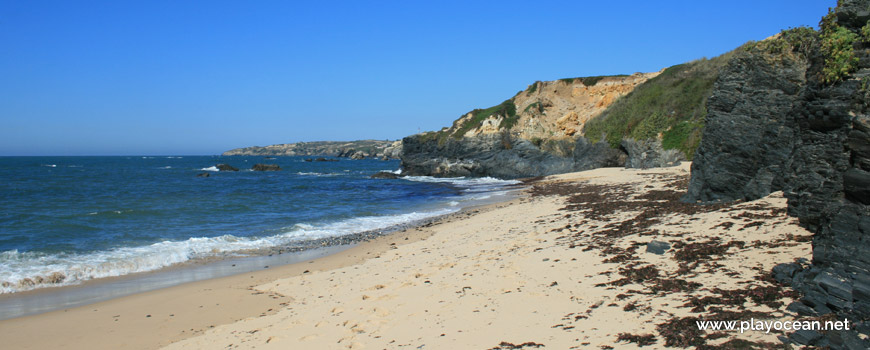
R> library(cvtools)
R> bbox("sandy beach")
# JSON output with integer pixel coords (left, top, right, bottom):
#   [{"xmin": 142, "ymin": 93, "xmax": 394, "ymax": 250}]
[{"xmin": 0, "ymin": 163, "xmax": 815, "ymax": 349}]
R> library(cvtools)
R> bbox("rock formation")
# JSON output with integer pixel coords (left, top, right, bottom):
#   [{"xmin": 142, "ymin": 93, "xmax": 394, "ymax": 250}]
[
  {"xmin": 400, "ymin": 73, "xmax": 678, "ymax": 177},
  {"xmin": 216, "ymin": 164, "xmax": 239, "ymax": 171},
  {"xmin": 251, "ymin": 164, "xmax": 281, "ymax": 171},
  {"xmin": 685, "ymin": 3, "xmax": 870, "ymax": 347},
  {"xmin": 223, "ymin": 140, "xmax": 401, "ymax": 159}
]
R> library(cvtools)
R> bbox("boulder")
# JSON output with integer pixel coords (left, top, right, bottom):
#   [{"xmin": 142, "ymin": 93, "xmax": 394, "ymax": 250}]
[
  {"xmin": 370, "ymin": 172, "xmax": 400, "ymax": 179},
  {"xmin": 216, "ymin": 164, "xmax": 239, "ymax": 171},
  {"xmin": 645, "ymin": 240, "xmax": 671, "ymax": 255},
  {"xmin": 252, "ymin": 164, "xmax": 281, "ymax": 171},
  {"xmin": 196, "ymin": 172, "xmax": 210, "ymax": 177}
]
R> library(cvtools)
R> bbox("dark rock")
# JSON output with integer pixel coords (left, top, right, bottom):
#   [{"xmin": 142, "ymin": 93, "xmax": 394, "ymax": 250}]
[
  {"xmin": 196, "ymin": 173, "xmax": 210, "ymax": 178},
  {"xmin": 645, "ymin": 240, "xmax": 671, "ymax": 255},
  {"xmin": 786, "ymin": 301, "xmax": 818, "ymax": 316},
  {"xmin": 252, "ymin": 164, "xmax": 281, "ymax": 171},
  {"xmin": 773, "ymin": 262, "xmax": 802, "ymax": 283},
  {"xmin": 684, "ymin": 47, "xmax": 807, "ymax": 203},
  {"xmin": 684, "ymin": 3, "xmax": 870, "ymax": 346},
  {"xmin": 304, "ymin": 158, "xmax": 313, "ymax": 162},
  {"xmin": 843, "ymin": 168, "xmax": 870, "ymax": 204},
  {"xmin": 621, "ymin": 139, "xmax": 685, "ymax": 169},
  {"xmin": 314, "ymin": 157, "xmax": 338, "ymax": 162},
  {"xmin": 790, "ymin": 329, "xmax": 823, "ymax": 345},
  {"xmin": 216, "ymin": 164, "xmax": 239, "ymax": 172},
  {"xmin": 370, "ymin": 172, "xmax": 399, "ymax": 179},
  {"xmin": 400, "ymin": 133, "xmax": 626, "ymax": 178},
  {"xmin": 814, "ymin": 271, "xmax": 854, "ymax": 301}
]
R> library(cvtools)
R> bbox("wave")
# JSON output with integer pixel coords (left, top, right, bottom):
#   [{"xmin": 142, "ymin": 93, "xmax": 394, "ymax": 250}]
[
  {"xmin": 402, "ymin": 175, "xmax": 521, "ymax": 193},
  {"xmin": 0, "ymin": 208, "xmax": 456, "ymax": 294},
  {"xmin": 200, "ymin": 166, "xmax": 219, "ymax": 171},
  {"xmin": 41, "ymin": 164, "xmax": 56, "ymax": 168},
  {"xmin": 296, "ymin": 172, "xmax": 339, "ymax": 176}
]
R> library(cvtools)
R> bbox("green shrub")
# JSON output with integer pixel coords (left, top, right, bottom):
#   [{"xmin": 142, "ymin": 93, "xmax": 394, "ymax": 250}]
[
  {"xmin": 550, "ymin": 74, "xmax": 630, "ymax": 87},
  {"xmin": 820, "ymin": 9, "xmax": 859, "ymax": 83},
  {"xmin": 526, "ymin": 81, "xmax": 540, "ymax": 94},
  {"xmin": 451, "ymin": 99, "xmax": 518, "ymax": 139},
  {"xmin": 582, "ymin": 48, "xmax": 739, "ymax": 159},
  {"xmin": 523, "ymin": 101, "xmax": 544, "ymax": 114}
]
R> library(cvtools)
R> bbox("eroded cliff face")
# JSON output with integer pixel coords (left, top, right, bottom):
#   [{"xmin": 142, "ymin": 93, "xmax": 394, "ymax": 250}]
[
  {"xmin": 401, "ymin": 73, "xmax": 667, "ymax": 177},
  {"xmin": 453, "ymin": 73, "xmax": 660, "ymax": 140},
  {"xmin": 686, "ymin": 2, "xmax": 870, "ymax": 347}
]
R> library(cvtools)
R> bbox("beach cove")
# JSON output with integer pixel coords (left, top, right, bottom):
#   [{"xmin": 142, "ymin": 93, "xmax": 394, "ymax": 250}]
[{"xmin": 0, "ymin": 163, "xmax": 816, "ymax": 349}]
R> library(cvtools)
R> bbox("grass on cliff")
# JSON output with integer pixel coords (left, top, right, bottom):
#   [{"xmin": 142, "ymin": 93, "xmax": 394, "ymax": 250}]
[
  {"xmin": 582, "ymin": 49, "xmax": 742, "ymax": 160},
  {"xmin": 558, "ymin": 74, "xmax": 630, "ymax": 87},
  {"xmin": 450, "ymin": 98, "xmax": 518, "ymax": 139}
]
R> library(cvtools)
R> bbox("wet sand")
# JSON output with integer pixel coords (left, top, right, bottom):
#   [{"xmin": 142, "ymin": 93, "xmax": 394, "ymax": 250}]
[{"xmin": 0, "ymin": 163, "xmax": 815, "ymax": 349}]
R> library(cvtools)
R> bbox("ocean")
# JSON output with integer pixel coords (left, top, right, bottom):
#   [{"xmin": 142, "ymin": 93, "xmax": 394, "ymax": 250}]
[{"xmin": 0, "ymin": 156, "xmax": 519, "ymax": 297}]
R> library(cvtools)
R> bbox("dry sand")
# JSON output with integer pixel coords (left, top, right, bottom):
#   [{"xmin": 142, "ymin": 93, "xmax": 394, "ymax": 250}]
[{"xmin": 0, "ymin": 163, "xmax": 815, "ymax": 349}]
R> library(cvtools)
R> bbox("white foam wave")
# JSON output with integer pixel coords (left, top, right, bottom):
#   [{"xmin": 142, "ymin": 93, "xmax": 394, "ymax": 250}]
[
  {"xmin": 41, "ymin": 164, "xmax": 56, "ymax": 168},
  {"xmin": 296, "ymin": 172, "xmax": 338, "ymax": 176},
  {"xmin": 402, "ymin": 176, "xmax": 520, "ymax": 194},
  {"xmin": 0, "ymin": 208, "xmax": 455, "ymax": 294},
  {"xmin": 200, "ymin": 166, "xmax": 219, "ymax": 172}
]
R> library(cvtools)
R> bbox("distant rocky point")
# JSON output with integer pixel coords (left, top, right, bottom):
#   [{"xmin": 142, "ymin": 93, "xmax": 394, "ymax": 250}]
[{"xmin": 222, "ymin": 140, "xmax": 402, "ymax": 159}]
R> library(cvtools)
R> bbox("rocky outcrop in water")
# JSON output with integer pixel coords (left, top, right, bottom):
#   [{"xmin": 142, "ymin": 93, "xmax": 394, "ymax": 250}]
[
  {"xmin": 685, "ymin": 3, "xmax": 870, "ymax": 347},
  {"xmin": 370, "ymin": 172, "xmax": 400, "ymax": 179},
  {"xmin": 216, "ymin": 164, "xmax": 239, "ymax": 171},
  {"xmin": 223, "ymin": 140, "xmax": 401, "ymax": 159},
  {"xmin": 252, "ymin": 164, "xmax": 281, "ymax": 171}
]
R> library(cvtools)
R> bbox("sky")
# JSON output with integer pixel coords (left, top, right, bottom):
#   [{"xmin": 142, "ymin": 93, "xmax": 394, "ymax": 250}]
[{"xmin": 0, "ymin": 0, "xmax": 835, "ymax": 156}]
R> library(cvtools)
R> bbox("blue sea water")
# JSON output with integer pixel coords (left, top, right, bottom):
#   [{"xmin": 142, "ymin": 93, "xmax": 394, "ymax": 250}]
[{"xmin": 0, "ymin": 156, "xmax": 518, "ymax": 294}]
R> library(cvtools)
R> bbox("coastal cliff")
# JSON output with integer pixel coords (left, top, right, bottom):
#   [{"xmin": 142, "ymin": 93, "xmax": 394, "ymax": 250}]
[
  {"xmin": 400, "ymin": 48, "xmax": 742, "ymax": 178},
  {"xmin": 686, "ymin": 2, "xmax": 870, "ymax": 347},
  {"xmin": 399, "ymin": 73, "xmax": 694, "ymax": 177},
  {"xmin": 223, "ymin": 140, "xmax": 402, "ymax": 159}
]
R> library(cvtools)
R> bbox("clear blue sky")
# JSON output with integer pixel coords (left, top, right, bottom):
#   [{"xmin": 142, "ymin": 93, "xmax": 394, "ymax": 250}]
[{"xmin": 1, "ymin": 0, "xmax": 834, "ymax": 155}]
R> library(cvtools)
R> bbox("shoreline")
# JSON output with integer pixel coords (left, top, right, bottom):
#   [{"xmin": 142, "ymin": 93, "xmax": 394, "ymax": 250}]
[
  {"xmin": 0, "ymin": 195, "xmax": 517, "ymax": 350},
  {"xmin": 1, "ymin": 163, "xmax": 817, "ymax": 349},
  {"xmin": 0, "ymin": 182, "xmax": 520, "ymax": 320}
]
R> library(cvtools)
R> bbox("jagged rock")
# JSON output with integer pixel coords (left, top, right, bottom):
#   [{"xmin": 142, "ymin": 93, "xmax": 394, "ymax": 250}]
[
  {"xmin": 786, "ymin": 301, "xmax": 817, "ymax": 316},
  {"xmin": 684, "ymin": 46, "xmax": 807, "ymax": 202},
  {"xmin": 645, "ymin": 240, "xmax": 671, "ymax": 255},
  {"xmin": 196, "ymin": 173, "xmax": 210, "ymax": 177},
  {"xmin": 685, "ymin": 2, "xmax": 870, "ymax": 347},
  {"xmin": 621, "ymin": 139, "xmax": 685, "ymax": 169},
  {"xmin": 350, "ymin": 151, "xmax": 366, "ymax": 160},
  {"xmin": 370, "ymin": 172, "xmax": 399, "ymax": 179},
  {"xmin": 401, "ymin": 133, "xmax": 625, "ymax": 178},
  {"xmin": 790, "ymin": 330, "xmax": 822, "ymax": 346},
  {"xmin": 773, "ymin": 262, "xmax": 802, "ymax": 284},
  {"xmin": 216, "ymin": 164, "xmax": 239, "ymax": 172},
  {"xmin": 843, "ymin": 168, "xmax": 870, "ymax": 204},
  {"xmin": 252, "ymin": 164, "xmax": 280, "ymax": 171}
]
